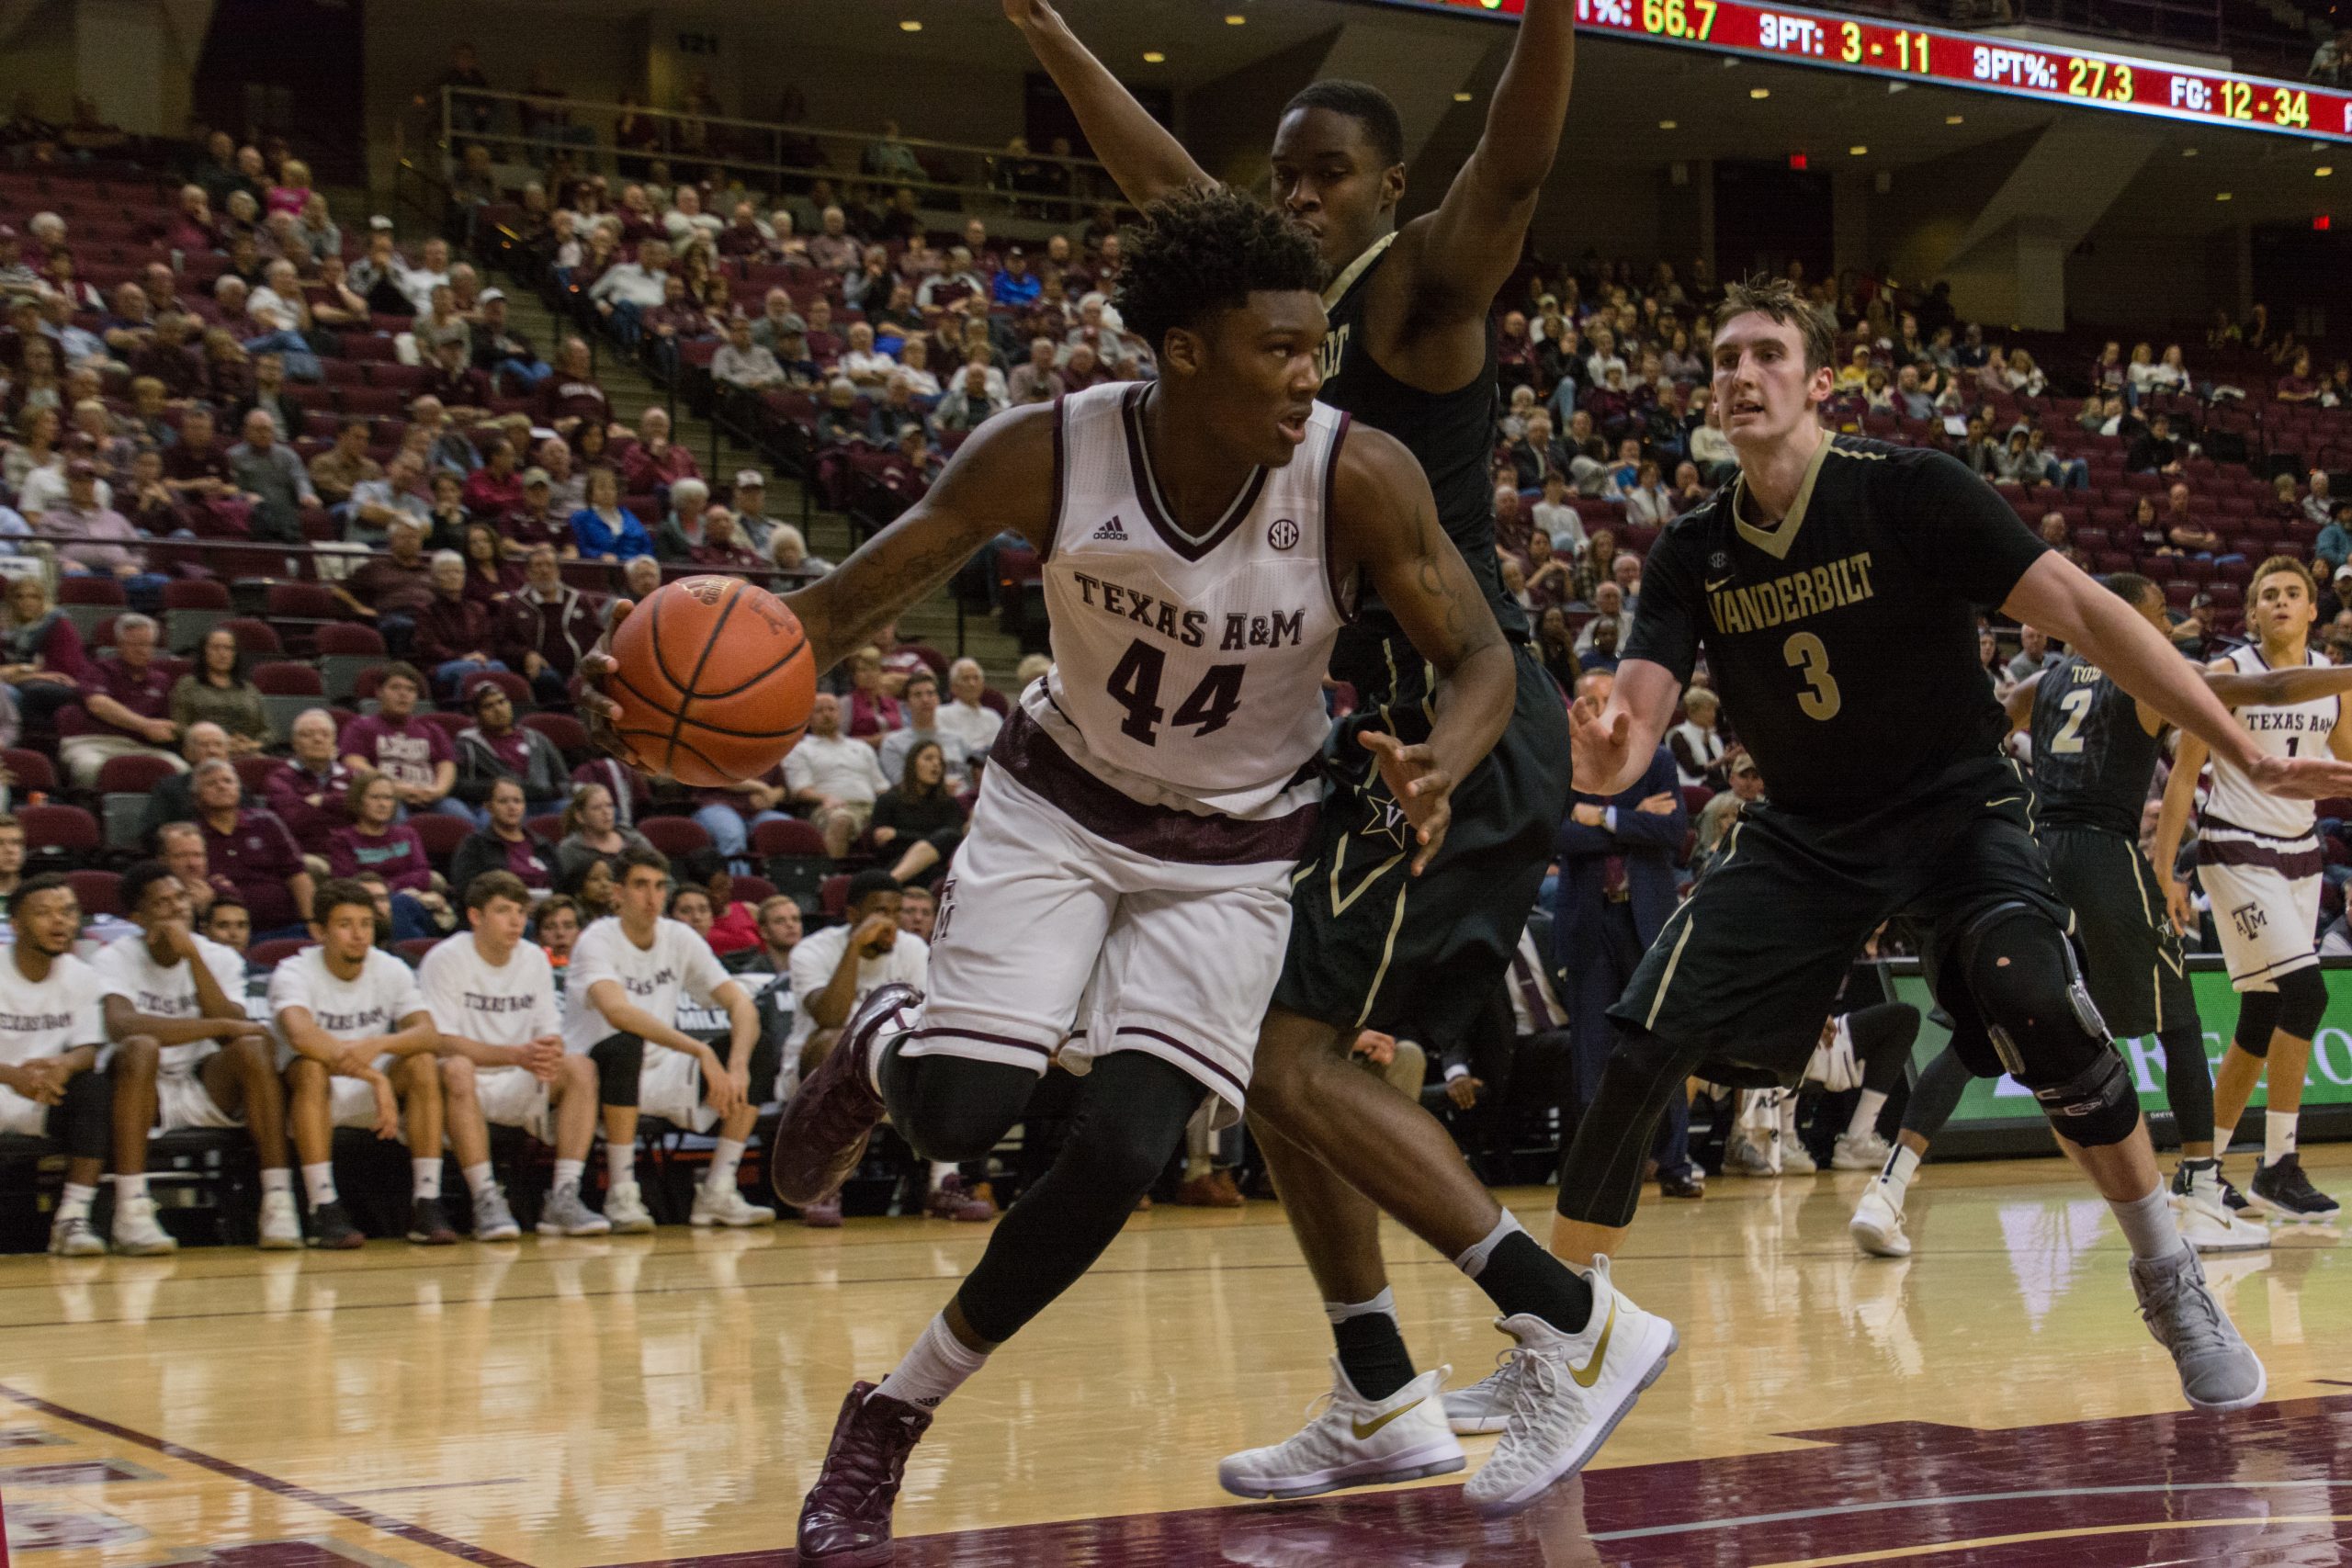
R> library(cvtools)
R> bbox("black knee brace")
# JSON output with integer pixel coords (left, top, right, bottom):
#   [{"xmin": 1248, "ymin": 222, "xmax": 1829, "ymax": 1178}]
[
  {"xmin": 590, "ymin": 1033, "xmax": 644, "ymax": 1107},
  {"xmin": 55, "ymin": 1067, "xmax": 113, "ymax": 1161},
  {"xmin": 2232, "ymin": 988, "xmax": 2282, "ymax": 1059},
  {"xmin": 1955, "ymin": 902, "xmax": 2139, "ymax": 1147},
  {"xmin": 879, "ymin": 1048, "xmax": 1037, "ymax": 1165},
  {"xmin": 2274, "ymin": 966, "xmax": 2328, "ymax": 1043}
]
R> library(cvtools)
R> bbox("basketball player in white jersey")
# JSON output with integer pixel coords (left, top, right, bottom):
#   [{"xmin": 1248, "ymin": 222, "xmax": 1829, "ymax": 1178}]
[
  {"xmin": 272, "ymin": 877, "xmax": 453, "ymax": 1249},
  {"xmin": 3, "ymin": 875, "xmax": 120, "ymax": 1258},
  {"xmin": 579, "ymin": 187, "xmax": 1523, "ymax": 1561},
  {"xmin": 418, "ymin": 871, "xmax": 611, "ymax": 1239},
  {"xmin": 2154, "ymin": 555, "xmax": 2346, "ymax": 1221},
  {"xmin": 94, "ymin": 860, "xmax": 300, "ymax": 1249}
]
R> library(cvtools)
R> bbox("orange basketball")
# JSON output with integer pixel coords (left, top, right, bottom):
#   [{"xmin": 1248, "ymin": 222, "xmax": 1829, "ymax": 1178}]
[{"xmin": 605, "ymin": 576, "xmax": 817, "ymax": 787}]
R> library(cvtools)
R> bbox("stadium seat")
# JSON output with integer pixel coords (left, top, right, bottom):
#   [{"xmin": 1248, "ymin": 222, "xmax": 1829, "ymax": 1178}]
[
  {"xmin": 732, "ymin": 874, "xmax": 777, "ymax": 906},
  {"xmin": 520, "ymin": 712, "xmax": 590, "ymax": 758},
  {"xmin": 66, "ymin": 870, "xmax": 123, "ymax": 919},
  {"xmin": 3, "ymin": 748, "xmax": 59, "ymax": 796},
  {"xmin": 752, "ymin": 818, "xmax": 830, "ymax": 859},
  {"xmin": 18, "ymin": 804, "xmax": 101, "ymax": 866},
  {"xmin": 246, "ymin": 937, "xmax": 310, "ymax": 971},
  {"xmin": 94, "ymin": 753, "xmax": 181, "ymax": 797},
  {"xmin": 395, "ymin": 937, "xmax": 439, "ymax": 965},
  {"xmin": 232, "ymin": 754, "xmax": 277, "ymax": 796},
  {"xmin": 525, "ymin": 814, "xmax": 567, "ymax": 843},
  {"xmin": 410, "ymin": 813, "xmax": 472, "ymax": 870},
  {"xmin": 252, "ymin": 661, "xmax": 325, "ymax": 696},
  {"xmin": 639, "ymin": 818, "xmax": 713, "ymax": 858},
  {"xmin": 220, "ymin": 618, "xmax": 285, "ymax": 659}
]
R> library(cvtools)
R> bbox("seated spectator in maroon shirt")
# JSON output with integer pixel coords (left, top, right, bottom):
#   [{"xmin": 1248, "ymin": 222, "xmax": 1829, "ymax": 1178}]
[
  {"xmin": 1495, "ymin": 310, "xmax": 1536, "ymax": 391},
  {"xmin": 843, "ymin": 647, "xmax": 904, "ymax": 741},
  {"xmin": 878, "ymin": 423, "xmax": 940, "ymax": 494},
  {"xmin": 327, "ymin": 772, "xmax": 448, "ymax": 942},
  {"xmin": 330, "ymin": 514, "xmax": 437, "ymax": 653},
  {"xmin": 870, "ymin": 621, "xmax": 935, "ymax": 697},
  {"xmin": 534, "ymin": 336, "xmax": 613, "ymax": 438},
  {"xmin": 412, "ymin": 551, "xmax": 509, "ymax": 698},
  {"xmin": 338, "ymin": 661, "xmax": 469, "ymax": 821},
  {"xmin": 130, "ymin": 310, "xmax": 205, "ymax": 399},
  {"xmin": 502, "ymin": 469, "xmax": 570, "ymax": 555},
  {"xmin": 716, "ymin": 201, "xmax": 770, "ymax": 259},
  {"xmin": 424, "ymin": 336, "xmax": 492, "ymax": 416},
  {"xmin": 450, "ymin": 777, "xmax": 557, "ymax": 894},
  {"xmin": 639, "ymin": 272, "xmax": 713, "ymax": 349},
  {"xmin": 160, "ymin": 406, "xmax": 256, "ymax": 538},
  {"xmin": 802, "ymin": 298, "xmax": 842, "ymax": 369},
  {"xmin": 265, "ymin": 706, "xmax": 356, "ymax": 855},
  {"xmin": 688, "ymin": 506, "xmax": 764, "ymax": 570},
  {"xmin": 0, "ymin": 572, "xmax": 94, "ymax": 726},
  {"xmin": 453, "ymin": 680, "xmax": 570, "ymax": 818},
  {"xmin": 40, "ymin": 459, "xmax": 145, "ymax": 580},
  {"xmin": 189, "ymin": 759, "xmax": 312, "ymax": 938},
  {"xmin": 621, "ymin": 406, "xmax": 699, "ymax": 494},
  {"xmin": 462, "ymin": 437, "xmax": 527, "ymax": 520},
  {"xmin": 496, "ymin": 545, "xmax": 603, "ymax": 707},
  {"xmin": 59, "ymin": 609, "xmax": 178, "ymax": 787},
  {"xmin": 460, "ymin": 519, "xmax": 524, "ymax": 604}
]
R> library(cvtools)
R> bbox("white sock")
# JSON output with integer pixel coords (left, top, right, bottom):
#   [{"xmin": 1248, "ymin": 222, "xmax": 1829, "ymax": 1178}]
[
  {"xmin": 411, "ymin": 1158, "xmax": 442, "ymax": 1201},
  {"xmin": 1453, "ymin": 1209, "xmax": 1527, "ymax": 1279},
  {"xmin": 874, "ymin": 1312, "xmax": 990, "ymax": 1410},
  {"xmin": 607, "ymin": 1141, "xmax": 636, "ymax": 1185},
  {"xmin": 2109, "ymin": 1181, "xmax": 2188, "ymax": 1263},
  {"xmin": 931, "ymin": 1159, "xmax": 961, "ymax": 1190},
  {"xmin": 707, "ymin": 1137, "xmax": 745, "ymax": 1191},
  {"xmin": 462, "ymin": 1161, "xmax": 495, "ymax": 1200},
  {"xmin": 1324, "ymin": 1286, "xmax": 1396, "ymax": 1325},
  {"xmin": 301, "ymin": 1163, "xmax": 337, "ymax": 1207},
  {"xmin": 551, "ymin": 1158, "xmax": 584, "ymax": 1198},
  {"xmin": 111, "ymin": 1173, "xmax": 149, "ymax": 1205},
  {"xmin": 2265, "ymin": 1111, "xmax": 2298, "ymax": 1164},
  {"xmin": 1881, "ymin": 1144, "xmax": 1922, "ymax": 1196},
  {"xmin": 259, "ymin": 1168, "xmax": 292, "ymax": 1195},
  {"xmin": 1847, "ymin": 1089, "xmax": 1890, "ymax": 1141},
  {"xmin": 57, "ymin": 1182, "xmax": 96, "ymax": 1220}
]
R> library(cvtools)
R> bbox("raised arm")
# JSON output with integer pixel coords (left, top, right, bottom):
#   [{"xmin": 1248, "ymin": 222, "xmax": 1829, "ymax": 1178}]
[
  {"xmin": 1005, "ymin": 0, "xmax": 1211, "ymax": 206},
  {"xmin": 1408, "ymin": 0, "xmax": 1576, "ymax": 316},
  {"xmin": 1333, "ymin": 429, "xmax": 1515, "ymax": 870},
  {"xmin": 2203, "ymin": 663, "xmax": 2352, "ymax": 708},
  {"xmin": 2152, "ymin": 727, "xmax": 2207, "ymax": 933},
  {"xmin": 2003, "ymin": 669, "xmax": 2044, "ymax": 734},
  {"xmin": 2006, "ymin": 553, "xmax": 2352, "ymax": 799}
]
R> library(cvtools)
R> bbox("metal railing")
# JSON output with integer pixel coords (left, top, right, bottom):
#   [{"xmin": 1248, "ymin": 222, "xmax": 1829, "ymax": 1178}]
[{"xmin": 418, "ymin": 87, "xmax": 1127, "ymax": 231}]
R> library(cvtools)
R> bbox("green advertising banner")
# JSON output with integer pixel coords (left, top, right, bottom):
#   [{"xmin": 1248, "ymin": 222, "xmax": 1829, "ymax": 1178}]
[{"xmin": 1883, "ymin": 958, "xmax": 2352, "ymax": 1130}]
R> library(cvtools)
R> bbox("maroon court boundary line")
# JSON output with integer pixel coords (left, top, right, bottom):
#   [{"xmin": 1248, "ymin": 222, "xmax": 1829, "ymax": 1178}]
[{"xmin": 0, "ymin": 1382, "xmax": 533, "ymax": 1568}]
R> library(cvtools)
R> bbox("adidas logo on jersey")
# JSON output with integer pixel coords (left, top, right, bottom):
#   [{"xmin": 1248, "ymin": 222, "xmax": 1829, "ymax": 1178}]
[{"xmin": 1091, "ymin": 516, "xmax": 1129, "ymax": 541}]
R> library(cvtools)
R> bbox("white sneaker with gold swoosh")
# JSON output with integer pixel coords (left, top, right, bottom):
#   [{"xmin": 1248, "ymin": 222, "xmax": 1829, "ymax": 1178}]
[
  {"xmin": 1216, "ymin": 1360, "xmax": 1464, "ymax": 1500},
  {"xmin": 1460, "ymin": 1255, "xmax": 1679, "ymax": 1517}
]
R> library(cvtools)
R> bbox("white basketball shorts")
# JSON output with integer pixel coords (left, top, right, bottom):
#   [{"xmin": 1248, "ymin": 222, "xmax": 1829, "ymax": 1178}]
[
  {"xmin": 156, "ymin": 1069, "xmax": 242, "ymax": 1133},
  {"xmin": 329, "ymin": 1056, "xmax": 403, "ymax": 1134},
  {"xmin": 474, "ymin": 1064, "xmax": 554, "ymax": 1141},
  {"xmin": 0, "ymin": 1084, "xmax": 51, "ymax": 1138},
  {"xmin": 639, "ymin": 1047, "xmax": 719, "ymax": 1134},
  {"xmin": 895, "ymin": 764, "xmax": 1300, "ymax": 1130},
  {"xmin": 2198, "ymin": 849, "xmax": 2322, "ymax": 992}
]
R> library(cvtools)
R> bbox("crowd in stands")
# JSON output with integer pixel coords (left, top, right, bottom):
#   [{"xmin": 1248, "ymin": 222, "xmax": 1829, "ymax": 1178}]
[{"xmin": 3, "ymin": 64, "xmax": 2350, "ymax": 1251}]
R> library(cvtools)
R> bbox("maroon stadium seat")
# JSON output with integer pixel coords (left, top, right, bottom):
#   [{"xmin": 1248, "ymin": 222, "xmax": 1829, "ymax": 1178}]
[{"xmin": 639, "ymin": 817, "xmax": 713, "ymax": 858}]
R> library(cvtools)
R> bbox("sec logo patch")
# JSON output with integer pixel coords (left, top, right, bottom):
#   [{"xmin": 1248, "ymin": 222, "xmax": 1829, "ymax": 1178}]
[{"xmin": 1268, "ymin": 518, "xmax": 1301, "ymax": 550}]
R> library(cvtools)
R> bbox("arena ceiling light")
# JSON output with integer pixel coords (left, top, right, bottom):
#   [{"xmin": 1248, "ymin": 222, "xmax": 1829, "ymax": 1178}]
[
  {"xmin": 1454, "ymin": 89, "xmax": 1476, "ymax": 100},
  {"xmin": 1749, "ymin": 86, "xmax": 1770, "ymax": 98},
  {"xmin": 1849, "ymin": 143, "xmax": 1869, "ymax": 153},
  {"xmin": 2215, "ymin": 190, "xmax": 2233, "ymax": 199},
  {"xmin": 1946, "ymin": 114, "xmax": 1964, "ymax": 123},
  {"xmin": 1659, "ymin": 118, "xmax": 1679, "ymax": 128},
  {"xmin": 2319, "ymin": 164, "xmax": 2335, "ymax": 175},
  {"xmin": 1143, "ymin": 50, "xmax": 1166, "ymax": 62},
  {"xmin": 899, "ymin": 18, "xmax": 922, "ymax": 30},
  {"xmin": 1226, "ymin": 12, "xmax": 1248, "ymax": 22}
]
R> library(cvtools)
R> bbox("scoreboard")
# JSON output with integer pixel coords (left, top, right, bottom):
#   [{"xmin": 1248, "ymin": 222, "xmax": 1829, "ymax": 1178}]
[{"xmin": 1374, "ymin": 0, "xmax": 2352, "ymax": 144}]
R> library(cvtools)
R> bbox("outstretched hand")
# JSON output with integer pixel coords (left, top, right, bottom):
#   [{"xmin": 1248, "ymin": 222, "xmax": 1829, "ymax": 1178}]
[
  {"xmin": 2245, "ymin": 753, "xmax": 2352, "ymax": 801},
  {"xmin": 1001, "ymin": 0, "xmax": 1060, "ymax": 25},
  {"xmin": 1360, "ymin": 729, "xmax": 1455, "ymax": 875},
  {"xmin": 573, "ymin": 599, "xmax": 634, "ymax": 762},
  {"xmin": 1566, "ymin": 693, "xmax": 1634, "ymax": 795}
]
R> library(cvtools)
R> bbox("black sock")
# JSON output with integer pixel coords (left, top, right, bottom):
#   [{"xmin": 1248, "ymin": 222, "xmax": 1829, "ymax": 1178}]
[
  {"xmin": 1475, "ymin": 1232, "xmax": 1594, "ymax": 1335},
  {"xmin": 1332, "ymin": 1312, "xmax": 1418, "ymax": 1402}
]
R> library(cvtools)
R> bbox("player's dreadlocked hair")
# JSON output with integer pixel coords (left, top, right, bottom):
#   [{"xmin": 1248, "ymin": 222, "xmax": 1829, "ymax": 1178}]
[
  {"xmin": 1718, "ymin": 276, "xmax": 1839, "ymax": 375},
  {"xmin": 1114, "ymin": 186, "xmax": 1324, "ymax": 358}
]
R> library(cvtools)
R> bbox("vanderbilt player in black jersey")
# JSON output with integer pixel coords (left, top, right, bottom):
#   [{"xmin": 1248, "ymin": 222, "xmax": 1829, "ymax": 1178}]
[
  {"xmin": 1565, "ymin": 279, "xmax": 2352, "ymax": 1416},
  {"xmin": 1010, "ymin": 0, "xmax": 1639, "ymax": 1517},
  {"xmin": 1850, "ymin": 573, "xmax": 2352, "ymax": 1261}
]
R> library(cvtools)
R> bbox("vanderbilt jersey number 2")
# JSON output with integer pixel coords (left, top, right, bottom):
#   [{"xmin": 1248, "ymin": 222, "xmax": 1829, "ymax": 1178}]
[
  {"xmin": 1107, "ymin": 638, "xmax": 1247, "ymax": 745},
  {"xmin": 2049, "ymin": 686, "xmax": 2095, "ymax": 754},
  {"xmin": 1783, "ymin": 631, "xmax": 1842, "ymax": 721}
]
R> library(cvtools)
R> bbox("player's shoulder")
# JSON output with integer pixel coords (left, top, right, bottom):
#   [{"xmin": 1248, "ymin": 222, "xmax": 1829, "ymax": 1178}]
[
  {"xmin": 193, "ymin": 934, "xmax": 243, "ymax": 975},
  {"xmin": 415, "ymin": 932, "xmax": 470, "ymax": 977},
  {"xmin": 49, "ymin": 951, "xmax": 99, "ymax": 989},
  {"xmin": 90, "ymin": 931, "xmax": 142, "ymax": 969},
  {"xmin": 1822, "ymin": 433, "xmax": 1959, "ymax": 485}
]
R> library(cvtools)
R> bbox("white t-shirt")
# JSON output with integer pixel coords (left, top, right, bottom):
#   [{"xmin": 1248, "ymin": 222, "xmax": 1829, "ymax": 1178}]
[
  {"xmin": 418, "ymin": 933, "xmax": 560, "ymax": 1050},
  {"xmin": 91, "ymin": 932, "xmax": 249, "ymax": 1074},
  {"xmin": 0, "ymin": 951, "xmax": 105, "ymax": 1066},
  {"xmin": 786, "ymin": 733, "xmax": 888, "ymax": 807},
  {"xmin": 560, "ymin": 916, "xmax": 734, "ymax": 1055},
  {"xmin": 935, "ymin": 699, "xmax": 1003, "ymax": 756},
  {"xmin": 267, "ymin": 947, "xmax": 428, "ymax": 1061},
  {"xmin": 786, "ymin": 923, "xmax": 928, "ymax": 1055}
]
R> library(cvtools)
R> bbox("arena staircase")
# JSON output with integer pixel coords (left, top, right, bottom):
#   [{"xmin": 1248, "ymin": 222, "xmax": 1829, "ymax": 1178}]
[{"xmin": 490, "ymin": 279, "xmax": 1032, "ymax": 690}]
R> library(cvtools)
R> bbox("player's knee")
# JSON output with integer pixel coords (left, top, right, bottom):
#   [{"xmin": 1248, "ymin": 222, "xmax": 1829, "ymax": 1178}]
[
  {"xmin": 227, "ymin": 1032, "xmax": 273, "ymax": 1071},
  {"xmin": 439, "ymin": 1055, "xmax": 477, "ymax": 1097},
  {"xmin": 397, "ymin": 1055, "xmax": 440, "ymax": 1102},
  {"xmin": 110, "ymin": 1034, "xmax": 162, "ymax": 1078},
  {"xmin": 888, "ymin": 1055, "xmax": 1029, "ymax": 1164},
  {"xmin": 2274, "ymin": 966, "xmax": 2326, "ymax": 1041},
  {"xmin": 2231, "ymin": 989, "xmax": 2280, "ymax": 1058},
  {"xmin": 1062, "ymin": 1111, "xmax": 1173, "ymax": 1198},
  {"xmin": 559, "ymin": 1053, "xmax": 597, "ymax": 1093},
  {"xmin": 1603, "ymin": 1029, "xmax": 1700, "ymax": 1102},
  {"xmin": 1955, "ymin": 902, "xmax": 2108, "ymax": 1062},
  {"xmin": 591, "ymin": 1034, "xmax": 644, "ymax": 1104},
  {"xmin": 286, "ymin": 1056, "xmax": 327, "ymax": 1094},
  {"xmin": 2023, "ymin": 1044, "xmax": 2141, "ymax": 1146}
]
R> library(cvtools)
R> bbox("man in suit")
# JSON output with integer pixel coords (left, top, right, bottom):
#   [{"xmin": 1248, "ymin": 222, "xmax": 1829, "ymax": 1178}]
[{"xmin": 1551, "ymin": 670, "xmax": 1702, "ymax": 1197}]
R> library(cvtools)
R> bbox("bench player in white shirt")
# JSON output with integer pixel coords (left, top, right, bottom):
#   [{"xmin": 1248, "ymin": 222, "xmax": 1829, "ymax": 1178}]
[
  {"xmin": 583, "ymin": 187, "xmax": 1526, "ymax": 1561},
  {"xmin": 94, "ymin": 860, "xmax": 299, "ymax": 1250},
  {"xmin": 559, "ymin": 846, "xmax": 773, "ymax": 1231},
  {"xmin": 271, "ymin": 877, "xmax": 453, "ymax": 1249},
  {"xmin": 418, "ymin": 870, "xmax": 611, "ymax": 1241},
  {"xmin": 3, "ymin": 875, "xmax": 124, "ymax": 1257},
  {"xmin": 2155, "ymin": 554, "xmax": 2348, "ymax": 1221}
]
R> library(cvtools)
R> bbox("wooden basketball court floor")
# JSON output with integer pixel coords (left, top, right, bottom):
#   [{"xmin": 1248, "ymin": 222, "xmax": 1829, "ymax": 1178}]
[{"xmin": 0, "ymin": 1147, "xmax": 2346, "ymax": 1567}]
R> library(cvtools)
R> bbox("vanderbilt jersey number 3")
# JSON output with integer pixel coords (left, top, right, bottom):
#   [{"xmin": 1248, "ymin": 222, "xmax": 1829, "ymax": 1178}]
[{"xmin": 1783, "ymin": 631, "xmax": 1842, "ymax": 720}]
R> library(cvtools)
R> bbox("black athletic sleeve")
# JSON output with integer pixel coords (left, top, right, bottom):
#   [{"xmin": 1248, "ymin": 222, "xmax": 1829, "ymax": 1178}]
[
  {"xmin": 1890, "ymin": 449, "xmax": 2052, "ymax": 609},
  {"xmin": 1621, "ymin": 522, "xmax": 1706, "ymax": 684}
]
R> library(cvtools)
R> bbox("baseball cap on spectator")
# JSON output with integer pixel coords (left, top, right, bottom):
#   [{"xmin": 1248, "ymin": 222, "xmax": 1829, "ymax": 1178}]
[
  {"xmin": 522, "ymin": 467, "xmax": 551, "ymax": 488},
  {"xmin": 735, "ymin": 469, "xmax": 765, "ymax": 491},
  {"xmin": 369, "ymin": 214, "xmax": 395, "ymax": 231},
  {"xmin": 480, "ymin": 288, "xmax": 505, "ymax": 304},
  {"xmin": 1728, "ymin": 752, "xmax": 1760, "ymax": 778},
  {"xmin": 65, "ymin": 457, "xmax": 96, "ymax": 479},
  {"xmin": 0, "ymin": 225, "xmax": 16, "ymax": 242},
  {"xmin": 2335, "ymin": 562, "xmax": 2352, "ymax": 586}
]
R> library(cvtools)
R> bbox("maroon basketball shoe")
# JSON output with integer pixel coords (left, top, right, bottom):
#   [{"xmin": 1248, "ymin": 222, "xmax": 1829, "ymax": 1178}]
[
  {"xmin": 772, "ymin": 983, "xmax": 918, "ymax": 1207},
  {"xmin": 797, "ymin": 1381, "xmax": 933, "ymax": 1566}
]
